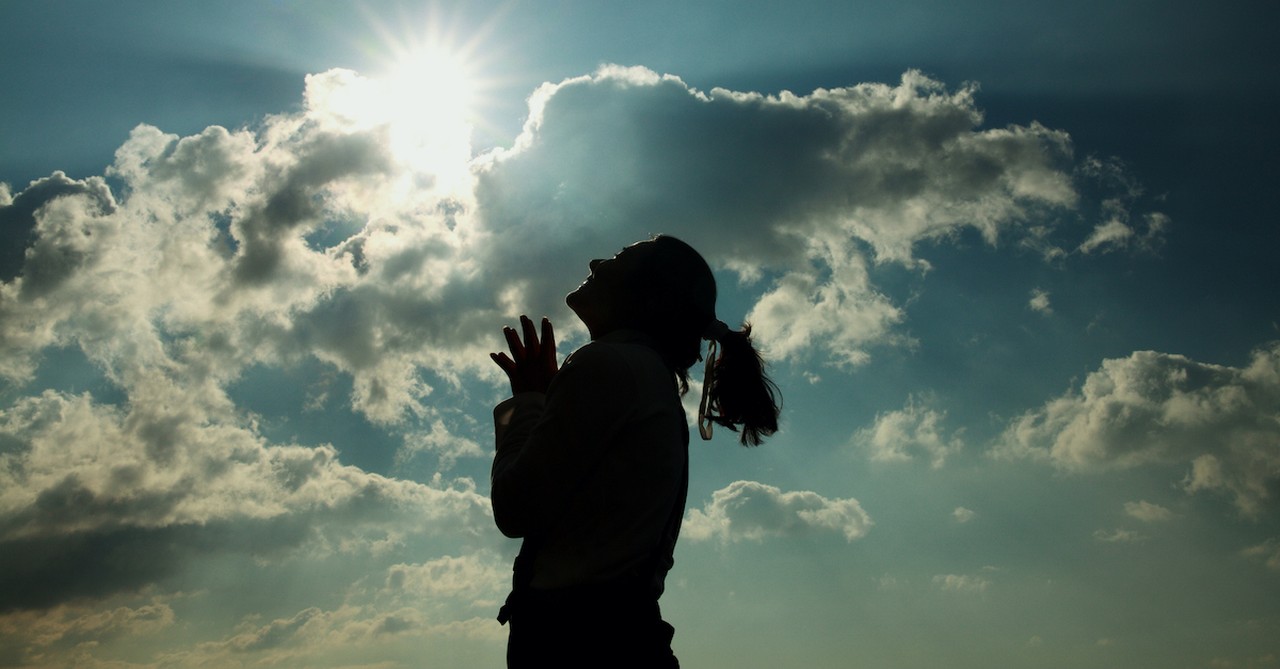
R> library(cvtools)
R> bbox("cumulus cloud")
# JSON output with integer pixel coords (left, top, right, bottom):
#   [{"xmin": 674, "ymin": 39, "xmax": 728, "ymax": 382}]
[
  {"xmin": 682, "ymin": 480, "xmax": 872, "ymax": 543},
  {"xmin": 473, "ymin": 65, "xmax": 1149, "ymax": 366},
  {"xmin": 853, "ymin": 395, "xmax": 963, "ymax": 468},
  {"xmin": 995, "ymin": 343, "xmax": 1280, "ymax": 516},
  {"xmin": 0, "ymin": 171, "xmax": 117, "ymax": 286},
  {"xmin": 399, "ymin": 417, "xmax": 486, "ymax": 470}
]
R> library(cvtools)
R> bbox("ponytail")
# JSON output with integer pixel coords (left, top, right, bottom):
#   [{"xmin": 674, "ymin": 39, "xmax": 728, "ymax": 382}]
[
  {"xmin": 615, "ymin": 235, "xmax": 780, "ymax": 444},
  {"xmin": 698, "ymin": 321, "xmax": 781, "ymax": 446}
]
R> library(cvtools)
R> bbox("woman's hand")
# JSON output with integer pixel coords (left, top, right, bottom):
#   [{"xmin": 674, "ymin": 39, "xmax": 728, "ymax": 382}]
[{"xmin": 490, "ymin": 315, "xmax": 558, "ymax": 394}]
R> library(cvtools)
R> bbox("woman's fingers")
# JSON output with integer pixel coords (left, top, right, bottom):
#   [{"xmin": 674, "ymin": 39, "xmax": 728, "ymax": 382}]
[
  {"xmin": 540, "ymin": 317, "xmax": 557, "ymax": 369},
  {"xmin": 490, "ymin": 351, "xmax": 516, "ymax": 375},
  {"xmin": 520, "ymin": 315, "xmax": 539, "ymax": 360},
  {"xmin": 503, "ymin": 325, "xmax": 525, "ymax": 360},
  {"xmin": 494, "ymin": 316, "xmax": 557, "ymax": 394}
]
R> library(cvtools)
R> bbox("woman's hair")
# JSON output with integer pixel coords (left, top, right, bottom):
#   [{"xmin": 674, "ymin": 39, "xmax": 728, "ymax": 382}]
[{"xmin": 622, "ymin": 235, "xmax": 781, "ymax": 446}]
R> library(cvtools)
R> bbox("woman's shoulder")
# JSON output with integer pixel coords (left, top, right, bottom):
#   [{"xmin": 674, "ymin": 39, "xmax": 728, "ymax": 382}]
[
  {"xmin": 562, "ymin": 338, "xmax": 634, "ymax": 375},
  {"xmin": 565, "ymin": 331, "xmax": 663, "ymax": 371}
]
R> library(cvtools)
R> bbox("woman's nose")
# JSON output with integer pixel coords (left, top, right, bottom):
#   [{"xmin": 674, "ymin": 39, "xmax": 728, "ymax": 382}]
[{"xmin": 589, "ymin": 259, "xmax": 603, "ymax": 272}]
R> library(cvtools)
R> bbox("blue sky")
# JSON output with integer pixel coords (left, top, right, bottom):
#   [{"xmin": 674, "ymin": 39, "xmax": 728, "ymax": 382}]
[{"xmin": 2, "ymin": 1, "xmax": 1279, "ymax": 667}]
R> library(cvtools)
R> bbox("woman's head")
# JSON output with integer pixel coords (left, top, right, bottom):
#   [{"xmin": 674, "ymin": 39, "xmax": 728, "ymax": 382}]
[
  {"xmin": 567, "ymin": 235, "xmax": 780, "ymax": 445},
  {"xmin": 567, "ymin": 235, "xmax": 715, "ymax": 376}
]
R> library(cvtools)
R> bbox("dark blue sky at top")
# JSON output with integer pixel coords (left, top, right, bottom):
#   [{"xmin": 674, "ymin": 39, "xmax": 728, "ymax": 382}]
[{"xmin": 4, "ymin": 0, "xmax": 1276, "ymax": 177}]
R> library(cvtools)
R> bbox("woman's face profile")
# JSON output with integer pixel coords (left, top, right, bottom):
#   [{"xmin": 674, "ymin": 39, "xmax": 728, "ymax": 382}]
[{"xmin": 566, "ymin": 240, "xmax": 656, "ymax": 338}]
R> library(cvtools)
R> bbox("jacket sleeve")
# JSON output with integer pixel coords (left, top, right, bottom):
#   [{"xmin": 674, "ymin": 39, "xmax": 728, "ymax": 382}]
[{"xmin": 490, "ymin": 344, "xmax": 636, "ymax": 538}]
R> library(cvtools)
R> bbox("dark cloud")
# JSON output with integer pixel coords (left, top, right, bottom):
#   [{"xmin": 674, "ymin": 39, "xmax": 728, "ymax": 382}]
[
  {"xmin": 0, "ymin": 388, "xmax": 492, "ymax": 613},
  {"xmin": 0, "ymin": 517, "xmax": 309, "ymax": 613},
  {"xmin": 233, "ymin": 130, "xmax": 393, "ymax": 285},
  {"xmin": 476, "ymin": 67, "xmax": 1078, "ymax": 274}
]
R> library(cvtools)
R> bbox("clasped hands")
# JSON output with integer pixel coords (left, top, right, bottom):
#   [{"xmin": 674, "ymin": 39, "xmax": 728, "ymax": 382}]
[{"xmin": 490, "ymin": 315, "xmax": 559, "ymax": 395}]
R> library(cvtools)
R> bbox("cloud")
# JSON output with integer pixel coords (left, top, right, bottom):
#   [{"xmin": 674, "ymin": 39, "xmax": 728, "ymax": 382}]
[
  {"xmin": 0, "ymin": 171, "xmax": 117, "ymax": 286},
  {"xmin": 1, "ymin": 63, "xmax": 1159, "ymax": 431},
  {"xmin": 1241, "ymin": 539, "xmax": 1280, "ymax": 571},
  {"xmin": 953, "ymin": 507, "xmax": 977, "ymax": 523},
  {"xmin": 474, "ymin": 65, "xmax": 1137, "ymax": 367},
  {"xmin": 1077, "ymin": 204, "xmax": 1168, "ymax": 256},
  {"xmin": 853, "ymin": 395, "xmax": 963, "ymax": 468},
  {"xmin": 682, "ymin": 480, "xmax": 872, "ymax": 543},
  {"xmin": 150, "ymin": 552, "xmax": 508, "ymax": 667},
  {"xmin": 995, "ymin": 343, "xmax": 1280, "ymax": 516},
  {"xmin": 1124, "ymin": 500, "xmax": 1174, "ymax": 522},
  {"xmin": 0, "ymin": 599, "xmax": 175, "ymax": 659},
  {"xmin": 399, "ymin": 417, "xmax": 486, "ymax": 470},
  {"xmin": 1094, "ymin": 528, "xmax": 1147, "ymax": 543},
  {"xmin": 1073, "ymin": 156, "xmax": 1168, "ymax": 255},
  {"xmin": 932, "ymin": 573, "xmax": 990, "ymax": 593},
  {"xmin": 1029, "ymin": 288, "xmax": 1053, "ymax": 315},
  {"xmin": 0, "ymin": 388, "xmax": 492, "ymax": 612}
]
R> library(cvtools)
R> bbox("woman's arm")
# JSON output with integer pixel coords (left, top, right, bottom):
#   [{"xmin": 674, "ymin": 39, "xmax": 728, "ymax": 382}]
[{"xmin": 490, "ymin": 341, "xmax": 636, "ymax": 538}]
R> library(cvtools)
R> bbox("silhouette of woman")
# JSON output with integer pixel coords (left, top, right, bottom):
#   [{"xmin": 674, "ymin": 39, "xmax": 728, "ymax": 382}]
[{"xmin": 490, "ymin": 235, "xmax": 781, "ymax": 668}]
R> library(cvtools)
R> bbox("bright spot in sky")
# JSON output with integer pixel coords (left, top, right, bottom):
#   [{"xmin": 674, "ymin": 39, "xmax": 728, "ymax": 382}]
[{"xmin": 316, "ymin": 43, "xmax": 480, "ymax": 200}]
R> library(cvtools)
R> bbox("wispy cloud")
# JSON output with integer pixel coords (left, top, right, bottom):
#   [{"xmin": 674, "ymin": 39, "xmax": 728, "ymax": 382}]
[{"xmin": 932, "ymin": 573, "xmax": 990, "ymax": 594}]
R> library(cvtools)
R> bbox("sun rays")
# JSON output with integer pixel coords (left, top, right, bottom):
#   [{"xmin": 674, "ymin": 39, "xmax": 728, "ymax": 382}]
[{"xmin": 314, "ymin": 12, "xmax": 504, "ymax": 203}]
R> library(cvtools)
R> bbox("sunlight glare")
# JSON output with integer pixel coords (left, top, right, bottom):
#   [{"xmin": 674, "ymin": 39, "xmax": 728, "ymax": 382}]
[
  {"xmin": 320, "ymin": 43, "xmax": 479, "ymax": 200},
  {"xmin": 380, "ymin": 45, "xmax": 477, "ymax": 192}
]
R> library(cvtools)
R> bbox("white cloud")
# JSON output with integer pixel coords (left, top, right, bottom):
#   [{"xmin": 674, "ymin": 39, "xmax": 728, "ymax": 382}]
[
  {"xmin": 853, "ymin": 396, "xmax": 963, "ymax": 468},
  {"xmin": 399, "ymin": 417, "xmax": 485, "ymax": 470},
  {"xmin": 995, "ymin": 344, "xmax": 1280, "ymax": 516},
  {"xmin": 683, "ymin": 480, "xmax": 872, "ymax": 543},
  {"xmin": 382, "ymin": 551, "xmax": 508, "ymax": 604},
  {"xmin": 1029, "ymin": 288, "xmax": 1053, "ymax": 315},
  {"xmin": 1077, "ymin": 201, "xmax": 1168, "ymax": 255},
  {"xmin": 1124, "ymin": 500, "xmax": 1174, "ymax": 522},
  {"xmin": 953, "ymin": 507, "xmax": 977, "ymax": 523}
]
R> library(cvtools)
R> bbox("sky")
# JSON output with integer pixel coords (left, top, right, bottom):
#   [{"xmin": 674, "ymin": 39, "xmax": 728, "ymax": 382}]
[{"xmin": 2, "ymin": 1, "xmax": 1279, "ymax": 667}]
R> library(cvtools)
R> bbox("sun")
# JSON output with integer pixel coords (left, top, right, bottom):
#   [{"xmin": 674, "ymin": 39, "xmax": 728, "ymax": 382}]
[
  {"xmin": 313, "ymin": 32, "xmax": 486, "ymax": 200},
  {"xmin": 374, "ymin": 44, "xmax": 479, "ymax": 188},
  {"xmin": 380, "ymin": 44, "xmax": 476, "ymax": 138}
]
